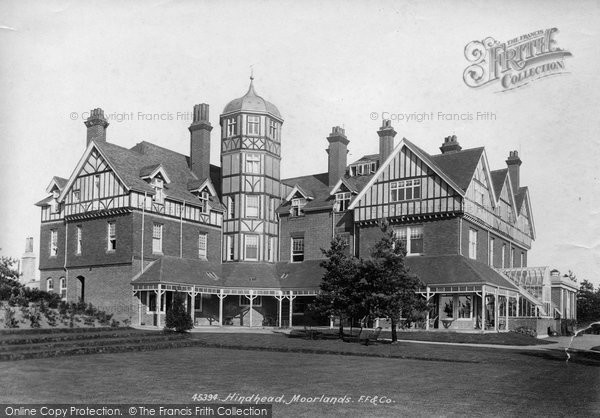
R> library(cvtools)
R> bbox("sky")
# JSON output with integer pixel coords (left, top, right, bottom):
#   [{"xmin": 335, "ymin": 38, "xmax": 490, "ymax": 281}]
[{"xmin": 0, "ymin": 0, "xmax": 598, "ymax": 286}]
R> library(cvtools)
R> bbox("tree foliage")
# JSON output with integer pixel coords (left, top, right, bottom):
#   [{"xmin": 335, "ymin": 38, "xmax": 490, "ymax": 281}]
[
  {"xmin": 311, "ymin": 236, "xmax": 365, "ymax": 338},
  {"xmin": 313, "ymin": 222, "xmax": 428, "ymax": 342},
  {"xmin": 361, "ymin": 221, "xmax": 427, "ymax": 342},
  {"xmin": 165, "ymin": 292, "xmax": 193, "ymax": 333},
  {"xmin": 577, "ymin": 279, "xmax": 600, "ymax": 323}
]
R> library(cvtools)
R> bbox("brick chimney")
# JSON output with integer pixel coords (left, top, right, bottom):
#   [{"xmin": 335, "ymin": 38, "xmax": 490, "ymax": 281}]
[
  {"xmin": 85, "ymin": 108, "xmax": 109, "ymax": 146},
  {"xmin": 440, "ymin": 135, "xmax": 462, "ymax": 154},
  {"xmin": 189, "ymin": 103, "xmax": 213, "ymax": 180},
  {"xmin": 377, "ymin": 119, "xmax": 397, "ymax": 163},
  {"xmin": 326, "ymin": 126, "xmax": 349, "ymax": 187},
  {"xmin": 506, "ymin": 150, "xmax": 522, "ymax": 191}
]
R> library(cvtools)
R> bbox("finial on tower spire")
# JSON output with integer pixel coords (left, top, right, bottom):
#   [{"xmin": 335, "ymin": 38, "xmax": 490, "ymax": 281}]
[{"xmin": 250, "ymin": 65, "xmax": 254, "ymax": 81}]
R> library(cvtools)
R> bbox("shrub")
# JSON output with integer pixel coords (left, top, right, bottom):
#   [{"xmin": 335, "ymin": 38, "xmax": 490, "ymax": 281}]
[
  {"xmin": 4, "ymin": 308, "xmax": 19, "ymax": 328},
  {"xmin": 165, "ymin": 292, "xmax": 193, "ymax": 333},
  {"xmin": 29, "ymin": 308, "xmax": 41, "ymax": 328},
  {"xmin": 58, "ymin": 301, "xmax": 68, "ymax": 316},
  {"xmin": 512, "ymin": 326, "xmax": 537, "ymax": 338},
  {"xmin": 110, "ymin": 319, "xmax": 120, "ymax": 328}
]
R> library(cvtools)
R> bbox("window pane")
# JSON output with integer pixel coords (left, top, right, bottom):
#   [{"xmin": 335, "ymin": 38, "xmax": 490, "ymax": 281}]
[
  {"xmin": 245, "ymin": 235, "xmax": 258, "ymax": 260},
  {"xmin": 441, "ymin": 296, "xmax": 453, "ymax": 319},
  {"xmin": 457, "ymin": 296, "xmax": 471, "ymax": 318}
]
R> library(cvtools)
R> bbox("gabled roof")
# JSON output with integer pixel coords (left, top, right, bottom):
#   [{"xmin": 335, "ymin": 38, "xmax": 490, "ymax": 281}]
[
  {"xmin": 139, "ymin": 164, "xmax": 171, "ymax": 184},
  {"xmin": 349, "ymin": 138, "xmax": 467, "ymax": 211},
  {"xmin": 279, "ymin": 171, "xmax": 375, "ymax": 214},
  {"xmin": 429, "ymin": 147, "xmax": 485, "ymax": 192},
  {"xmin": 515, "ymin": 186, "xmax": 528, "ymax": 212},
  {"xmin": 45, "ymin": 176, "xmax": 69, "ymax": 194},
  {"xmin": 405, "ymin": 255, "xmax": 519, "ymax": 290},
  {"xmin": 285, "ymin": 184, "xmax": 313, "ymax": 202},
  {"xmin": 279, "ymin": 172, "xmax": 332, "ymax": 213},
  {"xmin": 56, "ymin": 140, "xmax": 223, "ymax": 211},
  {"xmin": 490, "ymin": 169, "xmax": 508, "ymax": 201}
]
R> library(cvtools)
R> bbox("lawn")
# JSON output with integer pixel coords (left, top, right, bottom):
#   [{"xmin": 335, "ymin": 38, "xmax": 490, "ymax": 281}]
[{"xmin": 1, "ymin": 335, "xmax": 598, "ymax": 417}]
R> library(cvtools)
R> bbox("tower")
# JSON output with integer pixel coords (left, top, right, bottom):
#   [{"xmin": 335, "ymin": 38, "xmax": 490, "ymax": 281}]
[{"xmin": 220, "ymin": 76, "xmax": 283, "ymax": 262}]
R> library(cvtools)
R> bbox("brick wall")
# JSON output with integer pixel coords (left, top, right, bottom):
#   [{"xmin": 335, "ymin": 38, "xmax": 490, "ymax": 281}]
[
  {"xmin": 67, "ymin": 213, "xmax": 133, "ymax": 268},
  {"xmin": 39, "ymin": 223, "xmax": 65, "ymax": 270},
  {"xmin": 131, "ymin": 211, "xmax": 221, "ymax": 262},
  {"xmin": 279, "ymin": 210, "xmax": 336, "ymax": 261},
  {"xmin": 358, "ymin": 218, "xmax": 460, "ymax": 258},
  {"xmin": 461, "ymin": 219, "xmax": 528, "ymax": 268}
]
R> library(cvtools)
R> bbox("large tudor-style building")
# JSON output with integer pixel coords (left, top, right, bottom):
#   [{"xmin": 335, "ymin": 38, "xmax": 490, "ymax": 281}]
[{"xmin": 36, "ymin": 78, "xmax": 577, "ymax": 334}]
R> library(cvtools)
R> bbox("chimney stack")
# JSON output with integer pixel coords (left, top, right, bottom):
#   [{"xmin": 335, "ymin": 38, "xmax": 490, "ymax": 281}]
[
  {"xmin": 85, "ymin": 108, "xmax": 109, "ymax": 146},
  {"xmin": 326, "ymin": 126, "xmax": 349, "ymax": 187},
  {"xmin": 189, "ymin": 103, "xmax": 213, "ymax": 180},
  {"xmin": 506, "ymin": 150, "xmax": 522, "ymax": 192},
  {"xmin": 440, "ymin": 135, "xmax": 462, "ymax": 154},
  {"xmin": 378, "ymin": 119, "xmax": 397, "ymax": 163}
]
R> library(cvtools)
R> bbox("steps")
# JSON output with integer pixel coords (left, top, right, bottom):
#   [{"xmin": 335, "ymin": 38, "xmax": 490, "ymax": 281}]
[{"xmin": 0, "ymin": 328, "xmax": 196, "ymax": 361}]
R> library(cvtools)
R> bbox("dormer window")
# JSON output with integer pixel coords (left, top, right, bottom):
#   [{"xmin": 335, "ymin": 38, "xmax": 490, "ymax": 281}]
[
  {"xmin": 226, "ymin": 118, "xmax": 237, "ymax": 137},
  {"xmin": 199, "ymin": 190, "xmax": 209, "ymax": 214},
  {"xmin": 50, "ymin": 190, "xmax": 60, "ymax": 214},
  {"xmin": 291, "ymin": 198, "xmax": 306, "ymax": 217},
  {"xmin": 151, "ymin": 178, "xmax": 164, "ymax": 204},
  {"xmin": 349, "ymin": 162, "xmax": 377, "ymax": 177},
  {"xmin": 335, "ymin": 192, "xmax": 351, "ymax": 212}
]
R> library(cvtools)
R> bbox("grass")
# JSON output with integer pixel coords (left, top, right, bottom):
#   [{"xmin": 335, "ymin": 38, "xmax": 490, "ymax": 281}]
[
  {"xmin": 290, "ymin": 328, "xmax": 554, "ymax": 346},
  {"xmin": 1, "ymin": 337, "xmax": 598, "ymax": 417}
]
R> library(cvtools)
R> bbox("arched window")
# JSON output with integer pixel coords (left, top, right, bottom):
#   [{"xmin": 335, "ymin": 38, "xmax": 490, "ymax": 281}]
[
  {"xmin": 59, "ymin": 277, "xmax": 67, "ymax": 299},
  {"xmin": 47, "ymin": 278, "xmax": 54, "ymax": 291}
]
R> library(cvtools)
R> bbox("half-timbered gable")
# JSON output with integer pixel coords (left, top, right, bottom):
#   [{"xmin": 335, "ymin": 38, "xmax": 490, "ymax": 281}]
[{"xmin": 349, "ymin": 141, "xmax": 463, "ymax": 222}]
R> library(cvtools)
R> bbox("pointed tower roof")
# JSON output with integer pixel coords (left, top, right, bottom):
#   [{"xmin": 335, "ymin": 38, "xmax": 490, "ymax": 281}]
[{"xmin": 222, "ymin": 76, "xmax": 281, "ymax": 119}]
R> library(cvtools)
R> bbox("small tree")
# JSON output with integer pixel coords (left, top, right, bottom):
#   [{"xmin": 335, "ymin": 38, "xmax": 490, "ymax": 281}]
[
  {"xmin": 165, "ymin": 292, "xmax": 193, "ymax": 333},
  {"xmin": 311, "ymin": 236, "xmax": 365, "ymax": 339},
  {"xmin": 361, "ymin": 221, "xmax": 427, "ymax": 342},
  {"xmin": 577, "ymin": 279, "xmax": 600, "ymax": 324}
]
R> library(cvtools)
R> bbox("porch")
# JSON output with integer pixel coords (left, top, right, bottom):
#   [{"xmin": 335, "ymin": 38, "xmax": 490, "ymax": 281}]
[{"xmin": 132, "ymin": 282, "xmax": 322, "ymax": 329}]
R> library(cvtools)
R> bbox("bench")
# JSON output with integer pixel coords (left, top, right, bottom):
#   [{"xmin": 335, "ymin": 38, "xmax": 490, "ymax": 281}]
[{"xmin": 345, "ymin": 327, "xmax": 383, "ymax": 345}]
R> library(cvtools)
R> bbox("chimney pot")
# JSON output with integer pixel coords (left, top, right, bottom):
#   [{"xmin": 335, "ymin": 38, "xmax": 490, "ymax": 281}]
[{"xmin": 440, "ymin": 135, "xmax": 462, "ymax": 154}]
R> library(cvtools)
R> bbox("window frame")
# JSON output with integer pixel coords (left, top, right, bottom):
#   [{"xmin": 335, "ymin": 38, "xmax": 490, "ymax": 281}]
[
  {"xmin": 76, "ymin": 225, "xmax": 82, "ymax": 255},
  {"xmin": 489, "ymin": 237, "xmax": 495, "ymax": 266},
  {"xmin": 50, "ymin": 229, "xmax": 58, "ymax": 257},
  {"xmin": 268, "ymin": 119, "xmax": 278, "ymax": 140},
  {"xmin": 245, "ymin": 153, "xmax": 261, "ymax": 174},
  {"xmin": 247, "ymin": 115, "xmax": 260, "ymax": 135},
  {"xmin": 291, "ymin": 236, "xmax": 305, "ymax": 262},
  {"xmin": 152, "ymin": 223, "xmax": 163, "ymax": 254},
  {"xmin": 393, "ymin": 225, "xmax": 423, "ymax": 255},
  {"xmin": 335, "ymin": 192, "xmax": 351, "ymax": 212},
  {"xmin": 47, "ymin": 278, "xmax": 54, "ymax": 291},
  {"xmin": 226, "ymin": 118, "xmax": 237, "ymax": 137},
  {"xmin": 59, "ymin": 277, "xmax": 67, "ymax": 299},
  {"xmin": 152, "ymin": 177, "xmax": 165, "ymax": 204},
  {"xmin": 468, "ymin": 228, "xmax": 478, "ymax": 260},
  {"xmin": 199, "ymin": 190, "xmax": 209, "ymax": 214},
  {"xmin": 107, "ymin": 221, "xmax": 117, "ymax": 252},
  {"xmin": 390, "ymin": 179, "xmax": 422, "ymax": 202},
  {"xmin": 290, "ymin": 198, "xmax": 306, "ymax": 217},
  {"xmin": 244, "ymin": 234, "xmax": 259, "ymax": 261},
  {"xmin": 198, "ymin": 232, "xmax": 207, "ymax": 258},
  {"xmin": 245, "ymin": 195, "xmax": 259, "ymax": 218}
]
